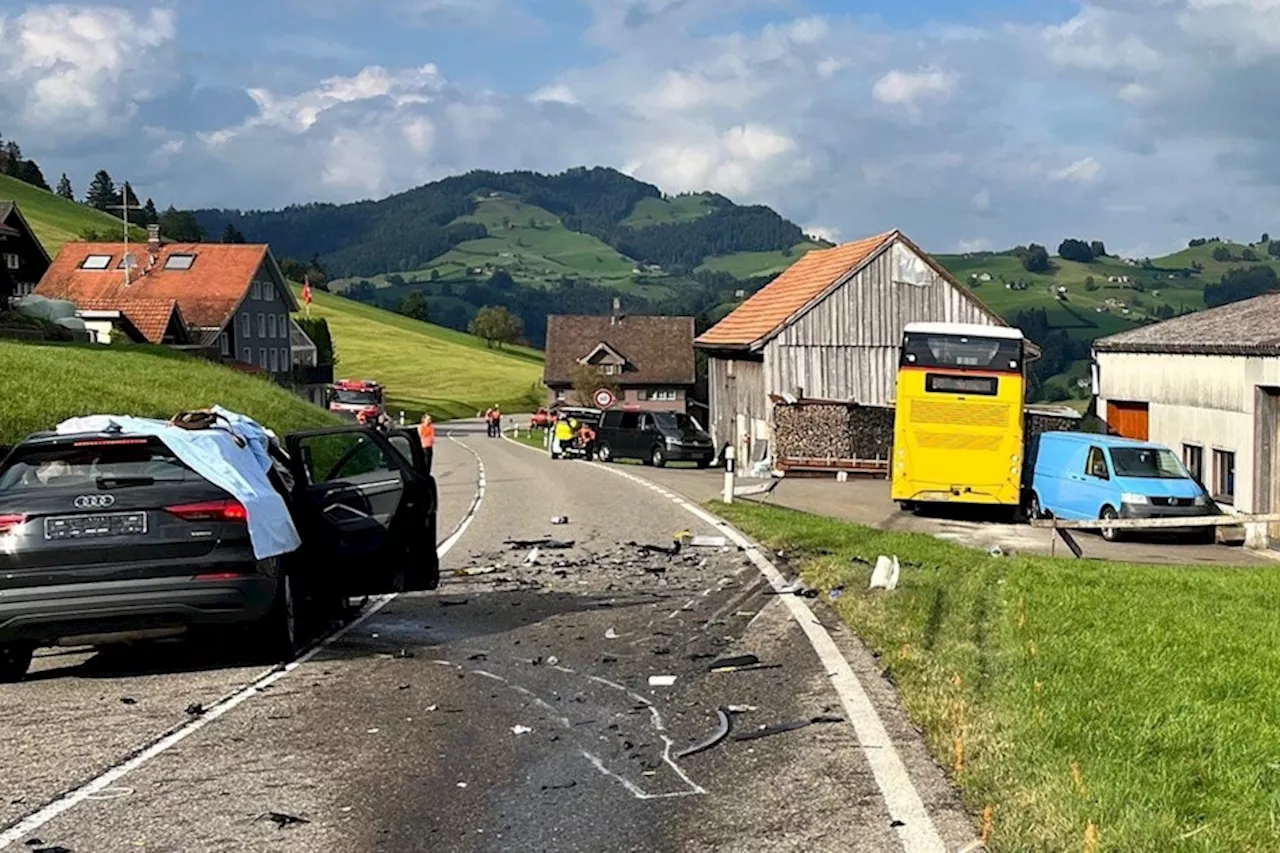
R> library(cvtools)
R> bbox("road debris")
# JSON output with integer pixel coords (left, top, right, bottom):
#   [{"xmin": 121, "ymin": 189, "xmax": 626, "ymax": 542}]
[
  {"xmin": 505, "ymin": 538, "xmax": 574, "ymax": 549},
  {"xmin": 628, "ymin": 540, "xmax": 681, "ymax": 557},
  {"xmin": 453, "ymin": 566, "xmax": 498, "ymax": 577},
  {"xmin": 829, "ymin": 586, "xmax": 844, "ymax": 600},
  {"xmin": 120, "ymin": 697, "xmax": 137, "ymax": 705},
  {"xmin": 675, "ymin": 707, "xmax": 732, "ymax": 758},
  {"xmin": 511, "ymin": 725, "xmax": 533, "ymax": 735},
  {"xmin": 541, "ymin": 780, "xmax": 577, "ymax": 791},
  {"xmin": 257, "ymin": 811, "xmax": 310, "ymax": 829},
  {"xmin": 605, "ymin": 628, "xmax": 620, "ymax": 639},
  {"xmin": 439, "ymin": 599, "xmax": 469, "ymax": 607},
  {"xmin": 550, "ymin": 516, "xmax": 568, "ymax": 525},
  {"xmin": 734, "ymin": 715, "xmax": 845, "ymax": 742},
  {"xmin": 708, "ymin": 654, "xmax": 758, "ymax": 671},
  {"xmin": 648, "ymin": 675, "xmax": 677, "ymax": 687},
  {"xmin": 869, "ymin": 555, "xmax": 900, "ymax": 590},
  {"xmin": 688, "ymin": 535, "xmax": 727, "ymax": 548},
  {"xmin": 525, "ymin": 547, "xmax": 541, "ymax": 565},
  {"xmin": 185, "ymin": 703, "xmax": 205, "ymax": 716}
]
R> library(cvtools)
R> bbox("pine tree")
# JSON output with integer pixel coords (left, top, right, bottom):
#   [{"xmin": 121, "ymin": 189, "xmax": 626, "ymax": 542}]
[
  {"xmin": 141, "ymin": 198, "xmax": 158, "ymax": 226},
  {"xmin": 85, "ymin": 170, "xmax": 117, "ymax": 211},
  {"xmin": 55, "ymin": 173, "xmax": 74, "ymax": 200},
  {"xmin": 14, "ymin": 160, "xmax": 49, "ymax": 190},
  {"xmin": 1, "ymin": 141, "xmax": 21, "ymax": 176},
  {"xmin": 119, "ymin": 181, "xmax": 141, "ymax": 208},
  {"xmin": 220, "ymin": 222, "xmax": 246, "ymax": 243}
]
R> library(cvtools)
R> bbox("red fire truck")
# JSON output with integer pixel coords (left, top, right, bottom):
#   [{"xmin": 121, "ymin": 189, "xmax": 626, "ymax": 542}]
[{"xmin": 327, "ymin": 379, "xmax": 386, "ymax": 422}]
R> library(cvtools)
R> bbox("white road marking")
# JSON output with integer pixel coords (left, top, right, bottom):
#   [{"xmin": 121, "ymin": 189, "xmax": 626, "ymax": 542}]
[
  {"xmin": 499, "ymin": 436, "xmax": 955, "ymax": 852},
  {"xmin": 595, "ymin": 465, "xmax": 952, "ymax": 853},
  {"xmin": 0, "ymin": 434, "xmax": 488, "ymax": 850}
]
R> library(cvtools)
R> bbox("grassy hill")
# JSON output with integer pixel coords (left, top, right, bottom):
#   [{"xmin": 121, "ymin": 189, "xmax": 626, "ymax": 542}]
[
  {"xmin": 0, "ymin": 174, "xmax": 143, "ymax": 256},
  {"xmin": 0, "ymin": 340, "xmax": 337, "ymax": 444},
  {"xmin": 291, "ymin": 285, "xmax": 543, "ymax": 420}
]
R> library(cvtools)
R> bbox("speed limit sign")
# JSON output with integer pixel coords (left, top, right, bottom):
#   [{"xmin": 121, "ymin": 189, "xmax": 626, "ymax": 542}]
[{"xmin": 593, "ymin": 388, "xmax": 616, "ymax": 408}]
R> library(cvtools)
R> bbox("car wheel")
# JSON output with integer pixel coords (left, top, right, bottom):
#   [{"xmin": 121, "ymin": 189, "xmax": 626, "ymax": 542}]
[
  {"xmin": 0, "ymin": 643, "xmax": 33, "ymax": 683},
  {"xmin": 651, "ymin": 447, "xmax": 668, "ymax": 467},
  {"xmin": 252, "ymin": 567, "xmax": 301, "ymax": 661},
  {"xmin": 596, "ymin": 442, "xmax": 613, "ymax": 463},
  {"xmin": 1100, "ymin": 506, "xmax": 1122, "ymax": 542}
]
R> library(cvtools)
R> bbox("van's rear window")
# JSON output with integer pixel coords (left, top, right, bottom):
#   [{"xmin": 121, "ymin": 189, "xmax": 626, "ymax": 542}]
[
  {"xmin": 925, "ymin": 374, "xmax": 998, "ymax": 395},
  {"xmin": 0, "ymin": 439, "xmax": 196, "ymax": 491}
]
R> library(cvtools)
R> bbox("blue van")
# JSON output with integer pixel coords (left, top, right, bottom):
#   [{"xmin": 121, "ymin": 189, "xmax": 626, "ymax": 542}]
[{"xmin": 1029, "ymin": 432, "xmax": 1213, "ymax": 541}]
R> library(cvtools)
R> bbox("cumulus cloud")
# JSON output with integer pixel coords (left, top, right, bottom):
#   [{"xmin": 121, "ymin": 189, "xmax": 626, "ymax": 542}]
[
  {"xmin": 8, "ymin": 0, "xmax": 1280, "ymax": 253},
  {"xmin": 0, "ymin": 5, "xmax": 178, "ymax": 140}
]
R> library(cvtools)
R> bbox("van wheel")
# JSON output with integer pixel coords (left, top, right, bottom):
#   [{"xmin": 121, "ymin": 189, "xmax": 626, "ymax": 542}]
[
  {"xmin": 0, "ymin": 643, "xmax": 33, "ymax": 683},
  {"xmin": 596, "ymin": 442, "xmax": 613, "ymax": 463},
  {"xmin": 1029, "ymin": 493, "xmax": 1045, "ymax": 520},
  {"xmin": 651, "ymin": 447, "xmax": 668, "ymax": 468},
  {"xmin": 1099, "ymin": 506, "xmax": 1122, "ymax": 542}
]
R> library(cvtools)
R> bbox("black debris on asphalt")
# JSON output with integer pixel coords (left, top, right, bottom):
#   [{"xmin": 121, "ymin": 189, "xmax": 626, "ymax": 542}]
[
  {"xmin": 257, "ymin": 811, "xmax": 310, "ymax": 829},
  {"xmin": 674, "ymin": 707, "xmax": 733, "ymax": 758},
  {"xmin": 733, "ymin": 715, "xmax": 845, "ymax": 742},
  {"xmin": 185, "ymin": 703, "xmax": 205, "ymax": 716}
]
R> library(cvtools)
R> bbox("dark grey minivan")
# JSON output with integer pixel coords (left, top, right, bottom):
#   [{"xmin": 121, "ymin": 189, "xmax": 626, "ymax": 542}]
[{"xmin": 595, "ymin": 410, "xmax": 714, "ymax": 467}]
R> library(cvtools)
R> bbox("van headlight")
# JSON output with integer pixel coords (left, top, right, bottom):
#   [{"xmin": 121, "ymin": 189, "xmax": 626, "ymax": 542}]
[
  {"xmin": 1194, "ymin": 494, "xmax": 1208, "ymax": 506},
  {"xmin": 666, "ymin": 436, "xmax": 680, "ymax": 446},
  {"xmin": 1121, "ymin": 493, "xmax": 1148, "ymax": 504}
]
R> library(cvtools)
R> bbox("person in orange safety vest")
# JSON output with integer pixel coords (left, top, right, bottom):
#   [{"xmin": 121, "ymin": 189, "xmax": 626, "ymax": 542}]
[{"xmin": 418, "ymin": 414, "xmax": 436, "ymax": 473}]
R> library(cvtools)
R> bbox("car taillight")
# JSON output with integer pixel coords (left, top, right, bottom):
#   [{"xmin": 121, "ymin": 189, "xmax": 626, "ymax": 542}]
[
  {"xmin": 0, "ymin": 513, "xmax": 27, "ymax": 534},
  {"xmin": 166, "ymin": 499, "xmax": 248, "ymax": 522}
]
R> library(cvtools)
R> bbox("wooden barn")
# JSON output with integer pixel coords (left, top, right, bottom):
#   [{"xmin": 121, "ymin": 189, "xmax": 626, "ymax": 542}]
[{"xmin": 694, "ymin": 229, "xmax": 1014, "ymax": 469}]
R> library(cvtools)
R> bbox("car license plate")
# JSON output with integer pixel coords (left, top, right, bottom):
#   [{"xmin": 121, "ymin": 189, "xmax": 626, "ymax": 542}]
[{"xmin": 44, "ymin": 511, "xmax": 148, "ymax": 540}]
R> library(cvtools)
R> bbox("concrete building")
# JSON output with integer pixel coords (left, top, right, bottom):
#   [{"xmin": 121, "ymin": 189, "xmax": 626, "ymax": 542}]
[
  {"xmin": 1093, "ymin": 291, "xmax": 1280, "ymax": 525},
  {"xmin": 695, "ymin": 229, "xmax": 1011, "ymax": 464}
]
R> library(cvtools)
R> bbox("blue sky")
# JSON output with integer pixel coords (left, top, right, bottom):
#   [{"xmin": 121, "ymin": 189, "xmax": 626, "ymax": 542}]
[{"xmin": 2, "ymin": 0, "xmax": 1280, "ymax": 256}]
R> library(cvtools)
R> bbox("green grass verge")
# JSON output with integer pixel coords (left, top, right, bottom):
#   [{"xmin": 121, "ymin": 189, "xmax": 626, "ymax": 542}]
[
  {"xmin": 714, "ymin": 500, "xmax": 1280, "ymax": 852},
  {"xmin": 0, "ymin": 340, "xmax": 338, "ymax": 443},
  {"xmin": 291, "ymin": 285, "xmax": 544, "ymax": 421},
  {"xmin": 0, "ymin": 174, "xmax": 145, "ymax": 256}
]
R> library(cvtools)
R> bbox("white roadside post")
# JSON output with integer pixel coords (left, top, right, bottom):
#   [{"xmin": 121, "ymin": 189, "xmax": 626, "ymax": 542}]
[
  {"xmin": 399, "ymin": 411, "xmax": 406, "ymax": 426},
  {"xmin": 722, "ymin": 445, "xmax": 736, "ymax": 504}
]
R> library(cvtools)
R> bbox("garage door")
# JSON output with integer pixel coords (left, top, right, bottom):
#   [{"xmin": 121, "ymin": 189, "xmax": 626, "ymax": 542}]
[{"xmin": 1107, "ymin": 400, "xmax": 1149, "ymax": 440}]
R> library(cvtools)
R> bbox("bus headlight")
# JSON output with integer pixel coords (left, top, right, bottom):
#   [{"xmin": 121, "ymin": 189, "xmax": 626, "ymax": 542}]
[{"xmin": 1121, "ymin": 493, "xmax": 1148, "ymax": 504}]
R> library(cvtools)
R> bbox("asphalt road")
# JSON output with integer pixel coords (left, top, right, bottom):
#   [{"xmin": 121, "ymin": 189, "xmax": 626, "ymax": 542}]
[{"xmin": 0, "ymin": 421, "xmax": 973, "ymax": 852}]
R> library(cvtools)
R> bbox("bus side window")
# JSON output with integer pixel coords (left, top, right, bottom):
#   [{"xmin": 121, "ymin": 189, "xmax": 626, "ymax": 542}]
[{"xmin": 1087, "ymin": 447, "xmax": 1110, "ymax": 480}]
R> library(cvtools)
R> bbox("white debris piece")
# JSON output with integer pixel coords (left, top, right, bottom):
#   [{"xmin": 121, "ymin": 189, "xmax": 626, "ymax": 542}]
[
  {"xmin": 649, "ymin": 675, "xmax": 677, "ymax": 687},
  {"xmin": 525, "ymin": 547, "xmax": 541, "ymax": 564},
  {"xmin": 511, "ymin": 725, "xmax": 533, "ymax": 735},
  {"xmin": 869, "ymin": 555, "xmax": 900, "ymax": 590},
  {"xmin": 689, "ymin": 535, "xmax": 727, "ymax": 548},
  {"xmin": 605, "ymin": 628, "xmax": 619, "ymax": 639}
]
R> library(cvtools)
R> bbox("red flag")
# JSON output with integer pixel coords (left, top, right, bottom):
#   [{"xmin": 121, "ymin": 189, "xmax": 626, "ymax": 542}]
[{"xmin": 301, "ymin": 277, "xmax": 312, "ymax": 304}]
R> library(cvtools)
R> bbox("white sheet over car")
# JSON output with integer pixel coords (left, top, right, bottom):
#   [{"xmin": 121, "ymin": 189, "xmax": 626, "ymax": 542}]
[{"xmin": 54, "ymin": 407, "xmax": 301, "ymax": 560}]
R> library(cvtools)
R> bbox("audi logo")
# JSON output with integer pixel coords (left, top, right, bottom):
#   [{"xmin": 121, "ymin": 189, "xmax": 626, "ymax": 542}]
[{"xmin": 73, "ymin": 494, "xmax": 115, "ymax": 509}]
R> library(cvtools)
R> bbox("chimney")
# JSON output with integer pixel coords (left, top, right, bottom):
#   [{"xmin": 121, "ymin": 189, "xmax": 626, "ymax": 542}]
[
  {"xmin": 611, "ymin": 297, "xmax": 622, "ymax": 326},
  {"xmin": 147, "ymin": 224, "xmax": 160, "ymax": 253}
]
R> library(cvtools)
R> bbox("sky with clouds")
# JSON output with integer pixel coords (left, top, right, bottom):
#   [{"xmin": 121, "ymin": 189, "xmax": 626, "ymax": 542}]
[{"xmin": 1, "ymin": 0, "xmax": 1278, "ymax": 257}]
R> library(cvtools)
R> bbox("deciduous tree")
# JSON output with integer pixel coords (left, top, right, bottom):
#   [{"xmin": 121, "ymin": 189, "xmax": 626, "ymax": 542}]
[
  {"xmin": 469, "ymin": 305, "xmax": 522, "ymax": 348},
  {"xmin": 397, "ymin": 290, "xmax": 431, "ymax": 323},
  {"xmin": 569, "ymin": 363, "xmax": 620, "ymax": 407}
]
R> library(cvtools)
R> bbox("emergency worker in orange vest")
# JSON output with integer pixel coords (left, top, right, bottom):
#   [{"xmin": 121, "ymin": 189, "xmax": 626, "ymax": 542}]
[{"xmin": 418, "ymin": 414, "xmax": 436, "ymax": 472}]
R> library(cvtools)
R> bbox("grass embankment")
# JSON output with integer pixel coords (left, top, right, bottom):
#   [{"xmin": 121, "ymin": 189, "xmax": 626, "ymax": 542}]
[
  {"xmin": 290, "ymin": 285, "xmax": 544, "ymax": 421},
  {"xmin": 0, "ymin": 341, "xmax": 338, "ymax": 443},
  {"xmin": 0, "ymin": 174, "xmax": 144, "ymax": 256},
  {"xmin": 716, "ymin": 500, "xmax": 1280, "ymax": 852}
]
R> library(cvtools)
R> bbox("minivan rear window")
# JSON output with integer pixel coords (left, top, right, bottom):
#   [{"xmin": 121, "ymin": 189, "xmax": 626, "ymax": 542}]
[
  {"xmin": 1110, "ymin": 447, "xmax": 1185, "ymax": 479},
  {"xmin": 0, "ymin": 438, "xmax": 196, "ymax": 491}
]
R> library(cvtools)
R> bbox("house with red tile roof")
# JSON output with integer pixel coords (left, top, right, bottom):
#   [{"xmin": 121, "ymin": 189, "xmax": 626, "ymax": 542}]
[
  {"xmin": 35, "ymin": 225, "xmax": 302, "ymax": 382},
  {"xmin": 695, "ymin": 229, "xmax": 1016, "ymax": 463}
]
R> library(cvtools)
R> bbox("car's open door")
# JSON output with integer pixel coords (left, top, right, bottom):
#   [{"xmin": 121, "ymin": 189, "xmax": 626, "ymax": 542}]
[{"xmin": 284, "ymin": 426, "xmax": 438, "ymax": 594}]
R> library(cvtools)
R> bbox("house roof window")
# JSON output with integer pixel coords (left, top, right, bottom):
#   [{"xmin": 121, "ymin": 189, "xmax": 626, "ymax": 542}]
[
  {"xmin": 164, "ymin": 253, "xmax": 196, "ymax": 270},
  {"xmin": 81, "ymin": 254, "xmax": 112, "ymax": 270}
]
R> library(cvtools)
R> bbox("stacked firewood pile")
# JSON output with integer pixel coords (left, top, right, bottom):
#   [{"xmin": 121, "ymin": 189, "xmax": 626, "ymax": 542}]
[
  {"xmin": 773, "ymin": 401, "xmax": 894, "ymax": 460},
  {"xmin": 1027, "ymin": 411, "xmax": 1082, "ymax": 437}
]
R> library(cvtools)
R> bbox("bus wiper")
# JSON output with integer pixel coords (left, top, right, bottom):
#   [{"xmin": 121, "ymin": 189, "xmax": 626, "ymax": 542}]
[{"xmin": 96, "ymin": 475, "xmax": 154, "ymax": 488}]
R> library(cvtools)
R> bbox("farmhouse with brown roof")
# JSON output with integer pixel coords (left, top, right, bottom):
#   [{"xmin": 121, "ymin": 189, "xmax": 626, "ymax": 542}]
[
  {"xmin": 0, "ymin": 201, "xmax": 50, "ymax": 304},
  {"xmin": 35, "ymin": 225, "xmax": 303, "ymax": 382},
  {"xmin": 544, "ymin": 300, "xmax": 696, "ymax": 412},
  {"xmin": 1093, "ymin": 291, "xmax": 1280, "ymax": 540},
  {"xmin": 695, "ymin": 229, "xmax": 1012, "ymax": 465}
]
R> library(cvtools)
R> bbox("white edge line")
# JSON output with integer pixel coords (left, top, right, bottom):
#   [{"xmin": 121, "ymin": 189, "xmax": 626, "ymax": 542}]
[
  {"xmin": 0, "ymin": 434, "xmax": 488, "ymax": 849},
  {"xmin": 498, "ymin": 432, "xmax": 955, "ymax": 853}
]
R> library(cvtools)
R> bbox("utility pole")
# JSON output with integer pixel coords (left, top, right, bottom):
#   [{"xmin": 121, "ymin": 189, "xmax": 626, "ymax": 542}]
[{"xmin": 107, "ymin": 182, "xmax": 145, "ymax": 286}]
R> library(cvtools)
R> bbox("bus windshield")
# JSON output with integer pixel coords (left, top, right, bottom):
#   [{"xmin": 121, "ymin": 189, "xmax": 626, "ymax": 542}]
[{"xmin": 901, "ymin": 332, "xmax": 1021, "ymax": 371}]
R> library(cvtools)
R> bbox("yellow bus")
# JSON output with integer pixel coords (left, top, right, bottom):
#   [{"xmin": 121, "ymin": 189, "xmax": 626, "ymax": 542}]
[{"xmin": 891, "ymin": 322, "xmax": 1027, "ymax": 511}]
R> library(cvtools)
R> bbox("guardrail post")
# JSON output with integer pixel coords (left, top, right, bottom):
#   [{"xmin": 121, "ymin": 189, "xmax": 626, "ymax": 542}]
[
  {"xmin": 723, "ymin": 445, "xmax": 736, "ymax": 504},
  {"xmin": 398, "ymin": 411, "xmax": 405, "ymax": 426}
]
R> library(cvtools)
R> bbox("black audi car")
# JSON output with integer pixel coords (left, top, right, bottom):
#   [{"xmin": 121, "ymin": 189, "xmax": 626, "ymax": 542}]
[{"xmin": 0, "ymin": 423, "xmax": 438, "ymax": 682}]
